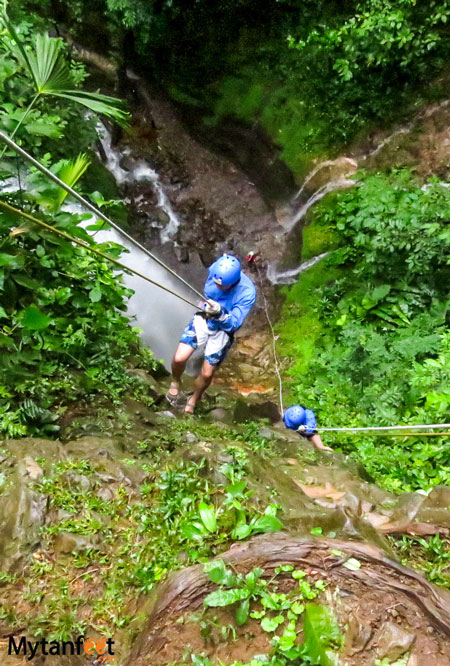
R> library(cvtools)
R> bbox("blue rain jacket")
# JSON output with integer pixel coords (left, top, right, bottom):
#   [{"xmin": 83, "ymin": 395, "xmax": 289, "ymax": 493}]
[
  {"xmin": 303, "ymin": 409, "xmax": 318, "ymax": 435},
  {"xmin": 204, "ymin": 260, "xmax": 256, "ymax": 333}
]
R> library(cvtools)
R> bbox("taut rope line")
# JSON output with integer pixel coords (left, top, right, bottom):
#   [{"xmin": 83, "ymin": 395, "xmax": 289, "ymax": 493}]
[
  {"xmin": 0, "ymin": 130, "xmax": 205, "ymax": 301},
  {"xmin": 254, "ymin": 262, "xmax": 284, "ymax": 415},
  {"xmin": 0, "ymin": 200, "xmax": 200, "ymax": 309}
]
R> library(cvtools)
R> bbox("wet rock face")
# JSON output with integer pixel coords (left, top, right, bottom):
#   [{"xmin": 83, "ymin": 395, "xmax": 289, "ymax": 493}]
[
  {"xmin": 0, "ymin": 439, "xmax": 65, "ymax": 572},
  {"xmin": 110, "ymin": 89, "xmax": 287, "ymax": 294},
  {"xmin": 175, "ymin": 198, "xmax": 231, "ymax": 267}
]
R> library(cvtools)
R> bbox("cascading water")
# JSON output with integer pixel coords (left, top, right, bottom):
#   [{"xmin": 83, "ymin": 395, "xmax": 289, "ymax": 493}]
[
  {"xmin": 267, "ymin": 252, "xmax": 329, "ymax": 285},
  {"xmin": 72, "ymin": 123, "xmax": 200, "ymax": 367},
  {"xmin": 63, "ymin": 202, "xmax": 196, "ymax": 367},
  {"xmin": 285, "ymin": 177, "xmax": 355, "ymax": 233},
  {"xmin": 97, "ymin": 123, "xmax": 180, "ymax": 243}
]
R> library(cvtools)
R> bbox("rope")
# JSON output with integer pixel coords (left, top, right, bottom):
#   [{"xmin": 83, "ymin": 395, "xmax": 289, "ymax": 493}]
[
  {"xmin": 324, "ymin": 431, "xmax": 450, "ymax": 437},
  {"xmin": 0, "ymin": 130, "xmax": 205, "ymax": 301},
  {"xmin": 0, "ymin": 200, "xmax": 200, "ymax": 309},
  {"xmin": 319, "ymin": 423, "xmax": 450, "ymax": 432},
  {"xmin": 254, "ymin": 262, "xmax": 284, "ymax": 414}
]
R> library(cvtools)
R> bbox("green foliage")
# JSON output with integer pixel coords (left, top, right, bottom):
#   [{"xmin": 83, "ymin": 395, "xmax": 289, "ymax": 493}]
[
  {"xmin": 302, "ymin": 604, "xmax": 341, "ymax": 666},
  {"xmin": 0, "ymin": 447, "xmax": 287, "ymax": 639},
  {"xmin": 0, "ymin": 8, "xmax": 128, "ymax": 143},
  {"xmin": 392, "ymin": 534, "xmax": 450, "ymax": 589},
  {"xmin": 278, "ymin": 171, "xmax": 450, "ymax": 492},
  {"xmin": 0, "ymin": 14, "xmax": 150, "ymax": 438},
  {"xmin": 0, "ymin": 197, "xmax": 155, "ymax": 437},
  {"xmin": 18, "ymin": 0, "xmax": 450, "ymax": 174},
  {"xmin": 188, "ymin": 561, "xmax": 340, "ymax": 666},
  {"xmin": 290, "ymin": 0, "xmax": 450, "ymax": 82}
]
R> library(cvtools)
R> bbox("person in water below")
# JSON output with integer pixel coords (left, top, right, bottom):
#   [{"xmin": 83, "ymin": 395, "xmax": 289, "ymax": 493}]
[
  {"xmin": 283, "ymin": 405, "xmax": 333, "ymax": 452},
  {"xmin": 167, "ymin": 254, "xmax": 257, "ymax": 414}
]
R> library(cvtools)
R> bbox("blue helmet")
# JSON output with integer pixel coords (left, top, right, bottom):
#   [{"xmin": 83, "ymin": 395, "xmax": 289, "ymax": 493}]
[
  {"xmin": 283, "ymin": 405, "xmax": 306, "ymax": 430},
  {"xmin": 212, "ymin": 254, "xmax": 241, "ymax": 287}
]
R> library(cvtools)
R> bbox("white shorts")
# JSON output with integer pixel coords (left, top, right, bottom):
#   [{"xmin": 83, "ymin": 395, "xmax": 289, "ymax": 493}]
[{"xmin": 180, "ymin": 314, "xmax": 233, "ymax": 366}]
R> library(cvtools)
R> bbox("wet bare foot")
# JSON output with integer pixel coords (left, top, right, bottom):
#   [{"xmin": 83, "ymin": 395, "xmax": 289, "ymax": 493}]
[{"xmin": 314, "ymin": 443, "xmax": 334, "ymax": 452}]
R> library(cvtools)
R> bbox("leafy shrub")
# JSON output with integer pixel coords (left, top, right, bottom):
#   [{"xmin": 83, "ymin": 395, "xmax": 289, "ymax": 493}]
[
  {"xmin": 0, "ymin": 14, "xmax": 153, "ymax": 437},
  {"xmin": 278, "ymin": 171, "xmax": 450, "ymax": 491}
]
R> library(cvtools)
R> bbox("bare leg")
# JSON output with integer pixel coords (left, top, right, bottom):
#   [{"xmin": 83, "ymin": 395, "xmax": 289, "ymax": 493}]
[
  {"xmin": 169, "ymin": 343, "xmax": 195, "ymax": 398},
  {"xmin": 309, "ymin": 433, "xmax": 333, "ymax": 452},
  {"xmin": 185, "ymin": 360, "xmax": 216, "ymax": 413}
]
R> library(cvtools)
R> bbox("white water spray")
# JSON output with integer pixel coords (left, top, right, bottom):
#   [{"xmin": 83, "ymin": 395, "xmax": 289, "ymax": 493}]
[
  {"xmin": 63, "ymin": 202, "xmax": 195, "ymax": 366},
  {"xmin": 97, "ymin": 124, "xmax": 180, "ymax": 243},
  {"xmin": 294, "ymin": 157, "xmax": 358, "ymax": 201},
  {"xmin": 285, "ymin": 178, "xmax": 354, "ymax": 232},
  {"xmin": 267, "ymin": 252, "xmax": 329, "ymax": 285}
]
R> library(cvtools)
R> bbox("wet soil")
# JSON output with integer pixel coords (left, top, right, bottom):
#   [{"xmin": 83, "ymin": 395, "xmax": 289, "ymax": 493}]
[{"xmin": 129, "ymin": 536, "xmax": 450, "ymax": 666}]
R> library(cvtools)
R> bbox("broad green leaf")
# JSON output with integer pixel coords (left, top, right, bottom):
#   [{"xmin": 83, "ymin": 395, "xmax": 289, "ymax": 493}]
[
  {"xmin": 0, "ymin": 252, "xmax": 23, "ymax": 269},
  {"xmin": 226, "ymin": 480, "xmax": 248, "ymax": 497},
  {"xmin": 302, "ymin": 604, "xmax": 342, "ymax": 666},
  {"xmin": 25, "ymin": 118, "xmax": 62, "ymax": 139},
  {"xmin": 13, "ymin": 274, "xmax": 39, "ymax": 289},
  {"xmin": 89, "ymin": 286, "xmax": 102, "ymax": 303},
  {"xmin": 198, "ymin": 502, "xmax": 217, "ymax": 533},
  {"xmin": 203, "ymin": 588, "xmax": 247, "ymax": 608},
  {"xmin": 261, "ymin": 615, "xmax": 284, "ymax": 632},
  {"xmin": 232, "ymin": 522, "xmax": 252, "ymax": 540},
  {"xmin": 203, "ymin": 560, "xmax": 236, "ymax": 586},
  {"xmin": 251, "ymin": 514, "xmax": 283, "ymax": 534},
  {"xmin": 0, "ymin": 306, "xmax": 7, "ymax": 318},
  {"xmin": 20, "ymin": 305, "xmax": 51, "ymax": 331},
  {"xmin": 235, "ymin": 598, "xmax": 249, "ymax": 626},
  {"xmin": 181, "ymin": 523, "xmax": 205, "ymax": 540}
]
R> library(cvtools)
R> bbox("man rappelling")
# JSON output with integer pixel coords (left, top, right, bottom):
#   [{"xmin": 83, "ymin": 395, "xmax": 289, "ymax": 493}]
[
  {"xmin": 283, "ymin": 405, "xmax": 333, "ymax": 451},
  {"xmin": 166, "ymin": 254, "xmax": 256, "ymax": 414}
]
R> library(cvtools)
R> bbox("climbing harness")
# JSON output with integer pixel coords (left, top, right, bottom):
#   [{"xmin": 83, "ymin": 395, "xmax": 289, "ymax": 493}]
[
  {"xmin": 0, "ymin": 130, "xmax": 205, "ymax": 302},
  {"xmin": 247, "ymin": 252, "xmax": 284, "ymax": 414},
  {"xmin": 0, "ymin": 200, "xmax": 200, "ymax": 309}
]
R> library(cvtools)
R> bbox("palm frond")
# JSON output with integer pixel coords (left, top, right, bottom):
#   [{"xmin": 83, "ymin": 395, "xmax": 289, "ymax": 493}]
[
  {"xmin": 54, "ymin": 153, "xmax": 91, "ymax": 211},
  {"xmin": 2, "ymin": 11, "xmax": 129, "ymax": 126},
  {"xmin": 50, "ymin": 91, "xmax": 129, "ymax": 125},
  {"xmin": 30, "ymin": 34, "xmax": 73, "ymax": 93}
]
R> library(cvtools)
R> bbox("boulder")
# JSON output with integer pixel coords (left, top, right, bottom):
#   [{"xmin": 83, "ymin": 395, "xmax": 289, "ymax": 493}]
[{"xmin": 0, "ymin": 439, "xmax": 65, "ymax": 571}]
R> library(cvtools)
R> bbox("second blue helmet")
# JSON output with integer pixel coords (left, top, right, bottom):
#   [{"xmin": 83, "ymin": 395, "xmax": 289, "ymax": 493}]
[
  {"xmin": 283, "ymin": 405, "xmax": 306, "ymax": 430},
  {"xmin": 212, "ymin": 254, "xmax": 241, "ymax": 287}
]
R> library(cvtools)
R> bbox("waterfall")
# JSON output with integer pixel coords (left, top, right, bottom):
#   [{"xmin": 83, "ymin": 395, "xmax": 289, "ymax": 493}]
[
  {"xmin": 362, "ymin": 126, "xmax": 411, "ymax": 161},
  {"xmin": 285, "ymin": 178, "xmax": 354, "ymax": 232},
  {"xmin": 62, "ymin": 202, "xmax": 196, "ymax": 368},
  {"xmin": 294, "ymin": 157, "xmax": 358, "ymax": 201},
  {"xmin": 267, "ymin": 252, "xmax": 329, "ymax": 285},
  {"xmin": 96, "ymin": 123, "xmax": 180, "ymax": 243}
]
